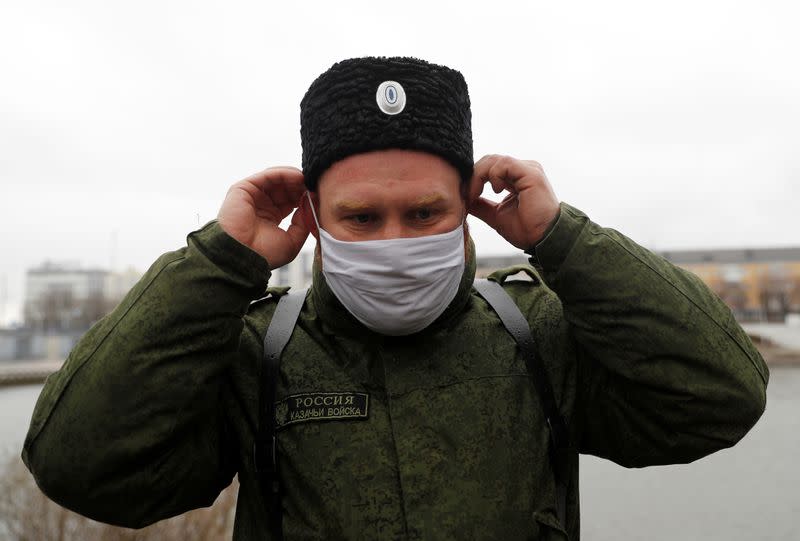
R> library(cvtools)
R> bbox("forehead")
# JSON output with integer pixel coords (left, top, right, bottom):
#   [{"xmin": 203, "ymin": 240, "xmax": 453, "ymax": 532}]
[{"xmin": 317, "ymin": 149, "xmax": 462, "ymax": 203}]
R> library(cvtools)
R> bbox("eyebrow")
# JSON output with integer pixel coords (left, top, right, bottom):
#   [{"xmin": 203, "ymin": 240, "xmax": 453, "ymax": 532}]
[
  {"xmin": 333, "ymin": 200, "xmax": 374, "ymax": 213},
  {"xmin": 332, "ymin": 193, "xmax": 449, "ymax": 213},
  {"xmin": 411, "ymin": 194, "xmax": 447, "ymax": 206}
]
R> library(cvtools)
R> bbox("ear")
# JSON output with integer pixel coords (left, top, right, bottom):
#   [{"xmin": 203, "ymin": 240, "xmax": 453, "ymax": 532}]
[{"xmin": 300, "ymin": 190, "xmax": 320, "ymax": 240}]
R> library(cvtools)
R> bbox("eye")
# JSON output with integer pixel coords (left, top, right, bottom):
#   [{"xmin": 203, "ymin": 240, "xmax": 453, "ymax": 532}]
[
  {"xmin": 351, "ymin": 214, "xmax": 371, "ymax": 224},
  {"xmin": 415, "ymin": 208, "xmax": 433, "ymax": 221}
]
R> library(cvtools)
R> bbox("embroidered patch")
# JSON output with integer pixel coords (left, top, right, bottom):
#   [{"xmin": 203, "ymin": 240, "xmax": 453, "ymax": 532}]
[{"xmin": 276, "ymin": 392, "xmax": 369, "ymax": 428}]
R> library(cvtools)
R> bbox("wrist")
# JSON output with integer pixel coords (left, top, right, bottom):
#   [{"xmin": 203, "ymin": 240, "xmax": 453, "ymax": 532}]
[
  {"xmin": 524, "ymin": 203, "xmax": 587, "ymax": 272},
  {"xmin": 190, "ymin": 220, "xmax": 271, "ymax": 288},
  {"xmin": 533, "ymin": 208, "xmax": 561, "ymax": 245}
]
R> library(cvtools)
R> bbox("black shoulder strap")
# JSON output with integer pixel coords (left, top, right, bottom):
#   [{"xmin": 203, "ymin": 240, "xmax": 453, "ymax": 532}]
[
  {"xmin": 472, "ymin": 278, "xmax": 570, "ymax": 529},
  {"xmin": 255, "ymin": 288, "xmax": 307, "ymax": 541}
]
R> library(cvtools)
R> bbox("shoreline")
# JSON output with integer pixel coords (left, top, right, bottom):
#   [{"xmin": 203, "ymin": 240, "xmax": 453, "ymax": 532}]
[
  {"xmin": 753, "ymin": 345, "xmax": 800, "ymax": 367},
  {"xmin": 0, "ymin": 361, "xmax": 62, "ymax": 387},
  {"xmin": 746, "ymin": 332, "xmax": 800, "ymax": 367}
]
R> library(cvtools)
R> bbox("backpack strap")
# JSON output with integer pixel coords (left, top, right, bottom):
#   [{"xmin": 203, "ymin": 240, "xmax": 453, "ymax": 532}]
[
  {"xmin": 472, "ymin": 278, "xmax": 570, "ymax": 529},
  {"xmin": 254, "ymin": 288, "xmax": 307, "ymax": 541}
]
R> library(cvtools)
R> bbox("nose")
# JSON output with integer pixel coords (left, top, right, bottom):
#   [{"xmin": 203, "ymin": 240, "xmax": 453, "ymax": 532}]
[{"xmin": 379, "ymin": 218, "xmax": 412, "ymax": 240}]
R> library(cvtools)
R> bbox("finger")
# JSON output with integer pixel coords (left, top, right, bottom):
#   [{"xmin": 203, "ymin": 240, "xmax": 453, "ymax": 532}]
[
  {"xmin": 297, "ymin": 191, "xmax": 319, "ymax": 238},
  {"xmin": 243, "ymin": 166, "xmax": 305, "ymax": 191},
  {"xmin": 491, "ymin": 178, "xmax": 508, "ymax": 194},
  {"xmin": 230, "ymin": 167, "xmax": 303, "ymax": 208},
  {"xmin": 473, "ymin": 155, "xmax": 516, "ymax": 195},
  {"xmin": 267, "ymin": 180, "xmax": 306, "ymax": 211},
  {"xmin": 473, "ymin": 153, "xmax": 501, "ymax": 171},
  {"xmin": 250, "ymin": 187, "xmax": 293, "ymax": 223},
  {"xmin": 469, "ymin": 154, "xmax": 501, "ymax": 203},
  {"xmin": 486, "ymin": 156, "xmax": 525, "ymax": 193},
  {"xmin": 496, "ymin": 191, "xmax": 520, "ymax": 213},
  {"xmin": 285, "ymin": 206, "xmax": 310, "ymax": 253},
  {"xmin": 467, "ymin": 168, "xmax": 487, "ymax": 205},
  {"xmin": 471, "ymin": 154, "xmax": 498, "ymax": 185},
  {"xmin": 257, "ymin": 172, "xmax": 305, "ymax": 202},
  {"xmin": 254, "ymin": 174, "xmax": 307, "ymax": 219},
  {"xmin": 468, "ymin": 196, "xmax": 499, "ymax": 229}
]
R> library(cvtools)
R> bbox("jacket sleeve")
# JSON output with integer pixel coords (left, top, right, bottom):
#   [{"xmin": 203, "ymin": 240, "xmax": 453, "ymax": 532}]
[
  {"xmin": 528, "ymin": 203, "xmax": 769, "ymax": 467},
  {"xmin": 22, "ymin": 221, "xmax": 270, "ymax": 528}
]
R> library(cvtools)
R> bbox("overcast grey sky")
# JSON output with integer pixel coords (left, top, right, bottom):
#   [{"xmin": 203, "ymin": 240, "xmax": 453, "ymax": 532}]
[{"xmin": 1, "ymin": 0, "xmax": 798, "ymax": 324}]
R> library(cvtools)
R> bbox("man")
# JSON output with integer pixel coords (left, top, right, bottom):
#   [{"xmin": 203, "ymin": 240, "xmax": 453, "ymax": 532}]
[{"xmin": 23, "ymin": 57, "xmax": 768, "ymax": 540}]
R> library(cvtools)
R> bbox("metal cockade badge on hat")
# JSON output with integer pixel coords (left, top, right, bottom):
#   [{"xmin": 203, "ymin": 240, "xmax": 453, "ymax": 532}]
[{"xmin": 376, "ymin": 81, "xmax": 406, "ymax": 115}]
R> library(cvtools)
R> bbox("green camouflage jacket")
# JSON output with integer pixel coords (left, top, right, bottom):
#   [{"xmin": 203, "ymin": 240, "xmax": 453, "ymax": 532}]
[{"xmin": 23, "ymin": 202, "xmax": 768, "ymax": 540}]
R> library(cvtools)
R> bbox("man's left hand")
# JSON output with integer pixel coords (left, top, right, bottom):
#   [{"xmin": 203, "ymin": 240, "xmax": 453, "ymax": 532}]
[{"xmin": 468, "ymin": 155, "xmax": 561, "ymax": 250}]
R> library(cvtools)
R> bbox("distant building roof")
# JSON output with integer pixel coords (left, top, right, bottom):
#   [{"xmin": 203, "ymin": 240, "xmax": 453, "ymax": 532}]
[
  {"xmin": 476, "ymin": 247, "xmax": 800, "ymax": 268},
  {"xmin": 660, "ymin": 247, "xmax": 800, "ymax": 265},
  {"xmin": 27, "ymin": 263, "xmax": 108, "ymax": 275}
]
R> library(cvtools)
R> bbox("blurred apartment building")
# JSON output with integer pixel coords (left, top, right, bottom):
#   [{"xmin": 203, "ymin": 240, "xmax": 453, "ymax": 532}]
[
  {"xmin": 3, "ymin": 245, "xmax": 797, "ymax": 361},
  {"xmin": 661, "ymin": 247, "xmax": 800, "ymax": 322},
  {"xmin": 473, "ymin": 247, "xmax": 800, "ymax": 323},
  {"xmin": 0, "ymin": 262, "xmax": 141, "ymax": 361}
]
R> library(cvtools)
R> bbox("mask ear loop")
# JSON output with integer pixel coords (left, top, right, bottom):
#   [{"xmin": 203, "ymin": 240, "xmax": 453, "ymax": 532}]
[
  {"xmin": 306, "ymin": 191, "xmax": 325, "ymax": 258},
  {"xmin": 306, "ymin": 191, "xmax": 322, "ymax": 229}
]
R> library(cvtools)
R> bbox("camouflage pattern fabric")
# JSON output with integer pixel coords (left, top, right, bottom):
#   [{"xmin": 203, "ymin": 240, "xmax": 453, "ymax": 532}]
[{"xmin": 22, "ymin": 203, "xmax": 769, "ymax": 540}]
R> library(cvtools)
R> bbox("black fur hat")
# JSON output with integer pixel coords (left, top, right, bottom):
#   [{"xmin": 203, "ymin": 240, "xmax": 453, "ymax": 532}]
[{"xmin": 300, "ymin": 57, "xmax": 473, "ymax": 191}]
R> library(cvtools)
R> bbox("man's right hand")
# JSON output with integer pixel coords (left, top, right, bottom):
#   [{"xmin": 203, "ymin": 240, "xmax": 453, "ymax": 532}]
[{"xmin": 217, "ymin": 167, "xmax": 310, "ymax": 270}]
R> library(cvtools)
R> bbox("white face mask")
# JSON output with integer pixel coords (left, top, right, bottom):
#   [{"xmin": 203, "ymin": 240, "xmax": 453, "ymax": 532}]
[{"xmin": 307, "ymin": 192, "xmax": 466, "ymax": 336}]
